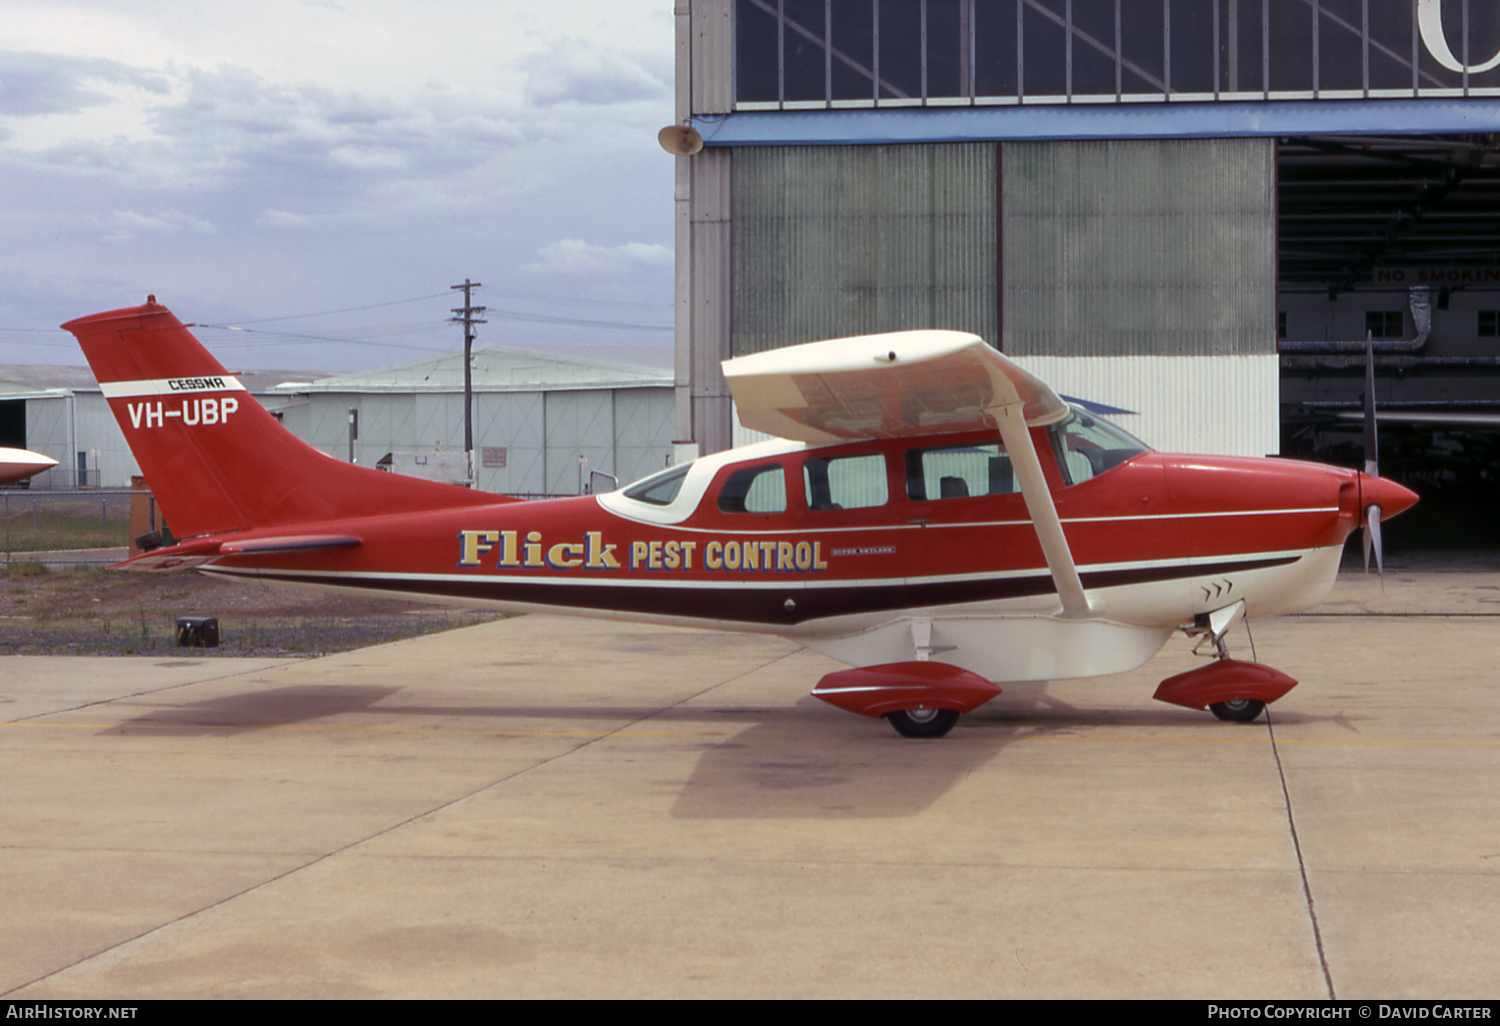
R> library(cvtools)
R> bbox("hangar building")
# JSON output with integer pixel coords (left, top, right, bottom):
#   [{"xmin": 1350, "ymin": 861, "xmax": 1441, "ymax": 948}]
[
  {"xmin": 1, "ymin": 345, "xmax": 673, "ymax": 497},
  {"xmin": 670, "ymin": 0, "xmax": 1500, "ymax": 498},
  {"xmin": 283, "ymin": 344, "xmax": 673, "ymax": 495},
  {"xmin": 0, "ymin": 366, "xmax": 289, "ymax": 491}
]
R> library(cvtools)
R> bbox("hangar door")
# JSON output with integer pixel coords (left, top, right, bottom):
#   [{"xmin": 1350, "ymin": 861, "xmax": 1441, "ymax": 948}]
[{"xmin": 0, "ymin": 401, "xmax": 24, "ymax": 449}]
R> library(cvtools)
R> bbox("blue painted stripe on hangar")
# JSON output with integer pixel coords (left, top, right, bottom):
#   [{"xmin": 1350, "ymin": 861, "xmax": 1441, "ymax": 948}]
[{"xmin": 693, "ymin": 98, "xmax": 1500, "ymax": 147}]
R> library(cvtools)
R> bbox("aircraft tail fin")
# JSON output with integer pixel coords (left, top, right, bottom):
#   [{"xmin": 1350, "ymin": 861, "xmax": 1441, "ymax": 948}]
[{"xmin": 63, "ymin": 300, "xmax": 501, "ymax": 539}]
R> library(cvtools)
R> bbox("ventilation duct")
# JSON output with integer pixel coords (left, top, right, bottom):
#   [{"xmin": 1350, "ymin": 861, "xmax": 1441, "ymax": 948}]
[{"xmin": 1280, "ymin": 288, "xmax": 1432, "ymax": 356}]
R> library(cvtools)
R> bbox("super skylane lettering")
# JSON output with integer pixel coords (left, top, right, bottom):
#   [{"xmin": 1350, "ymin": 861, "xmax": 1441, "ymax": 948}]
[{"xmin": 457, "ymin": 530, "xmax": 828, "ymax": 573}]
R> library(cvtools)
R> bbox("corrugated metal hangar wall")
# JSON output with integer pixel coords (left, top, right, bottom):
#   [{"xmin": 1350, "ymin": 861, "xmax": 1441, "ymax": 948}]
[
  {"xmin": 1000, "ymin": 138, "xmax": 1278, "ymax": 458},
  {"xmin": 672, "ymin": 0, "xmax": 1500, "ymax": 462},
  {"xmin": 297, "ymin": 386, "xmax": 673, "ymax": 496},
  {"xmin": 292, "ymin": 345, "xmax": 675, "ymax": 495},
  {"xmin": 720, "ymin": 136, "xmax": 1277, "ymax": 456}
]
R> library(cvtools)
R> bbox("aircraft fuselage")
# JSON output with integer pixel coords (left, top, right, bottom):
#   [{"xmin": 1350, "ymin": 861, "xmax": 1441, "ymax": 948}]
[{"xmin": 191, "ymin": 428, "xmax": 1394, "ymax": 683}]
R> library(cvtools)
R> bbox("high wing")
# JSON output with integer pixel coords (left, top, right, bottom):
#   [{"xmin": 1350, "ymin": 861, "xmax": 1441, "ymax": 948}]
[
  {"xmin": 722, "ymin": 329, "xmax": 1070, "ymax": 443},
  {"xmin": 723, "ymin": 330, "xmax": 1097, "ymax": 617}
]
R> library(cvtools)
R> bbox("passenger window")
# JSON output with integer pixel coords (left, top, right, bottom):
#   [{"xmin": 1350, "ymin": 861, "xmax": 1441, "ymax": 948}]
[
  {"xmin": 904, "ymin": 443, "xmax": 1015, "ymax": 501},
  {"xmin": 803, "ymin": 453, "xmax": 887, "ymax": 511},
  {"xmin": 717, "ymin": 464, "xmax": 787, "ymax": 514}
]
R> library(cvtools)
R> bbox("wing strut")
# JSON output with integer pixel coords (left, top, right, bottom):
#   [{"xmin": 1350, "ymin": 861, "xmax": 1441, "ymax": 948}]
[
  {"xmin": 719, "ymin": 330, "xmax": 1097, "ymax": 619},
  {"xmin": 992, "ymin": 404, "xmax": 1098, "ymax": 619}
]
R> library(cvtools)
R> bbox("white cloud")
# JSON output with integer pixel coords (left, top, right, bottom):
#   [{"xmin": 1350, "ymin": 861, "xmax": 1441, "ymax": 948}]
[
  {"xmin": 0, "ymin": 1, "xmax": 676, "ymax": 371},
  {"xmin": 527, "ymin": 239, "xmax": 673, "ymax": 278},
  {"xmin": 521, "ymin": 43, "xmax": 668, "ymax": 108},
  {"xmin": 0, "ymin": 50, "xmax": 169, "ymax": 119},
  {"xmin": 259, "ymin": 209, "xmax": 314, "ymax": 229},
  {"xmin": 107, "ymin": 208, "xmax": 217, "ymax": 239}
]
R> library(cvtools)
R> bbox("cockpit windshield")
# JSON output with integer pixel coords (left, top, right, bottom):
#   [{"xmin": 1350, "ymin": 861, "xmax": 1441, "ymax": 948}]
[{"xmin": 1047, "ymin": 406, "xmax": 1150, "ymax": 487}]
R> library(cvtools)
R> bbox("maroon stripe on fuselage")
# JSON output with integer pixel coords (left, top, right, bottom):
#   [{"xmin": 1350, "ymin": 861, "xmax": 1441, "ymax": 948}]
[{"xmin": 223, "ymin": 555, "xmax": 1298, "ymax": 626}]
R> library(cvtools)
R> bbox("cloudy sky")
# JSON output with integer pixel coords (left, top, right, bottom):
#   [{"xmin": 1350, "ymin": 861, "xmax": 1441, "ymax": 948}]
[{"xmin": 0, "ymin": 0, "xmax": 677, "ymax": 373}]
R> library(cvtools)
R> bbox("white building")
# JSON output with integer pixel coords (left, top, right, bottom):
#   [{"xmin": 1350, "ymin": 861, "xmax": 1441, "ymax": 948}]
[
  {"xmin": 1, "ymin": 343, "xmax": 673, "ymax": 496},
  {"xmin": 278, "ymin": 343, "xmax": 673, "ymax": 495}
]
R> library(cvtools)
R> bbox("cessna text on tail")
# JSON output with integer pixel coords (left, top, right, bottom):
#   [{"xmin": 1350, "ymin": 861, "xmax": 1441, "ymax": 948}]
[{"xmin": 63, "ymin": 300, "xmax": 1416, "ymax": 738}]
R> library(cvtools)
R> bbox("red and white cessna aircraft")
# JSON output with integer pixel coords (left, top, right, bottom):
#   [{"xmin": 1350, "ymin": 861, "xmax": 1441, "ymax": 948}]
[{"xmin": 64, "ymin": 300, "xmax": 1417, "ymax": 737}]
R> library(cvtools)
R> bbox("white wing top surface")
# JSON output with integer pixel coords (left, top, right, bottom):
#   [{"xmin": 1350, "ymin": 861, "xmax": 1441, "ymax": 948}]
[{"xmin": 722, "ymin": 330, "xmax": 1069, "ymax": 445}]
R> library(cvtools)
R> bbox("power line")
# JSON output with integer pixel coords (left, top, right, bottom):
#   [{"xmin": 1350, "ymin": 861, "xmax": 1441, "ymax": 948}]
[
  {"xmin": 222, "ymin": 292, "xmax": 458, "ymax": 324},
  {"xmin": 0, "ymin": 287, "xmax": 673, "ymax": 354}
]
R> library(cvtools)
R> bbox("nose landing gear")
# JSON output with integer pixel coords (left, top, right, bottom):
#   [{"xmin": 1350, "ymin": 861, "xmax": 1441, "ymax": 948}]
[{"xmin": 1155, "ymin": 603, "xmax": 1297, "ymax": 722}]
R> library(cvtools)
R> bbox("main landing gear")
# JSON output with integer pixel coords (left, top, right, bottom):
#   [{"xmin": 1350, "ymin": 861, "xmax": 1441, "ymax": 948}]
[
  {"xmin": 812, "ymin": 603, "xmax": 1301, "ymax": 736},
  {"xmin": 811, "ymin": 662, "xmax": 1002, "ymax": 739},
  {"xmin": 886, "ymin": 707, "xmax": 962, "ymax": 738},
  {"xmin": 1208, "ymin": 697, "xmax": 1266, "ymax": 723},
  {"xmin": 1153, "ymin": 602, "xmax": 1297, "ymax": 723}
]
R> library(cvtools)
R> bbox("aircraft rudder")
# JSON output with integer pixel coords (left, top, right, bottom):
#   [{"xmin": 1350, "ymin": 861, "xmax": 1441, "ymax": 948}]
[{"xmin": 64, "ymin": 299, "xmax": 504, "ymax": 538}]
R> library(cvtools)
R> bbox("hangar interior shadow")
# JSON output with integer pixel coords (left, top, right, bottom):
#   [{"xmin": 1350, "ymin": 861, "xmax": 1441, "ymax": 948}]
[{"xmin": 1279, "ymin": 133, "xmax": 1500, "ymax": 550}]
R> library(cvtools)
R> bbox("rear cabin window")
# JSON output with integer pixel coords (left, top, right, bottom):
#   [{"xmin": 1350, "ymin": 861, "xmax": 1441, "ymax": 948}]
[
  {"xmin": 717, "ymin": 463, "xmax": 787, "ymax": 514},
  {"xmin": 803, "ymin": 453, "xmax": 887, "ymax": 510},
  {"xmin": 905, "ymin": 442, "xmax": 1016, "ymax": 501}
]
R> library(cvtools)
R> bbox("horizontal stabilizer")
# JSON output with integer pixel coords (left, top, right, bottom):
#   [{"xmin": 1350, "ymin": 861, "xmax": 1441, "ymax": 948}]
[
  {"xmin": 110, "ymin": 537, "xmax": 225, "ymax": 573},
  {"xmin": 110, "ymin": 533, "xmax": 362, "ymax": 572},
  {"xmin": 219, "ymin": 534, "xmax": 362, "ymax": 555}
]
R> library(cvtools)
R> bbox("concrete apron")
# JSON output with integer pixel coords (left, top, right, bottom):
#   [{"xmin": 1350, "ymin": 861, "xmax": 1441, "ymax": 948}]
[{"xmin": 1, "ymin": 567, "xmax": 1497, "ymax": 999}]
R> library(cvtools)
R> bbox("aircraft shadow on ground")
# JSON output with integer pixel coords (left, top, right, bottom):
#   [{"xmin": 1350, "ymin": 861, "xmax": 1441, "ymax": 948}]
[
  {"xmin": 667, "ymin": 680, "xmax": 1241, "ymax": 820},
  {"xmin": 96, "ymin": 680, "xmax": 1313, "ymax": 820},
  {"xmin": 101, "ymin": 684, "xmax": 403, "ymax": 737}
]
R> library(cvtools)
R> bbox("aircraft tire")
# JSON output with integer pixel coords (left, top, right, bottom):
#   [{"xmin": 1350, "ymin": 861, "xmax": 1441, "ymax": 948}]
[
  {"xmin": 886, "ymin": 708, "xmax": 960, "ymax": 738},
  {"xmin": 1209, "ymin": 698, "xmax": 1266, "ymax": 723}
]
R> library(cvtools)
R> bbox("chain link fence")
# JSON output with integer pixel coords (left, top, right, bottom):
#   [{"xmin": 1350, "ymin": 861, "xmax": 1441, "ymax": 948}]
[
  {"xmin": 0, "ymin": 487, "xmax": 576, "ymax": 565},
  {"xmin": 1, "ymin": 489, "xmax": 137, "ymax": 563}
]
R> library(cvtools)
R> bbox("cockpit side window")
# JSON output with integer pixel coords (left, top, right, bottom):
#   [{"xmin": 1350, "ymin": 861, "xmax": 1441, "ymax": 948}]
[
  {"xmin": 717, "ymin": 463, "xmax": 787, "ymax": 514},
  {"xmin": 1047, "ymin": 407, "xmax": 1149, "ymax": 487},
  {"xmin": 904, "ymin": 442, "xmax": 1015, "ymax": 501},
  {"xmin": 623, "ymin": 464, "xmax": 689, "ymax": 506},
  {"xmin": 803, "ymin": 453, "xmax": 887, "ymax": 511}
]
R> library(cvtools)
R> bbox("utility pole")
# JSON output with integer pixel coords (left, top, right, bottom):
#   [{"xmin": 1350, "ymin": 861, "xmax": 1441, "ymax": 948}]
[{"xmin": 450, "ymin": 279, "xmax": 486, "ymax": 486}]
